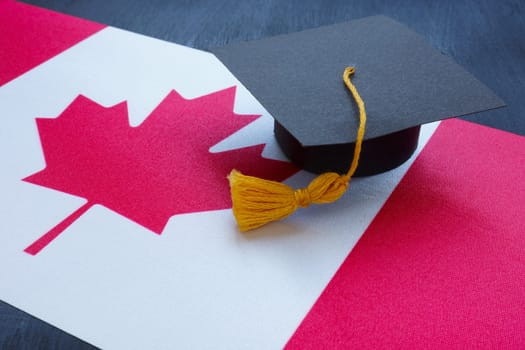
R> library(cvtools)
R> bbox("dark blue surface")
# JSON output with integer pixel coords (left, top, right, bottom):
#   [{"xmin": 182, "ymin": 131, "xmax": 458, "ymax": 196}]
[{"xmin": 3, "ymin": 1, "xmax": 524, "ymax": 348}]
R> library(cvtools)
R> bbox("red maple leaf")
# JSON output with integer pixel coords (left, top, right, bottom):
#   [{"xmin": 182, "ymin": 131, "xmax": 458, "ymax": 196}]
[{"xmin": 23, "ymin": 87, "xmax": 298, "ymax": 255}]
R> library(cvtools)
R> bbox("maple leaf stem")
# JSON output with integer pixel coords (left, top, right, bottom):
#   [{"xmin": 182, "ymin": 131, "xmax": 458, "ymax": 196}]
[{"xmin": 24, "ymin": 201, "xmax": 94, "ymax": 256}]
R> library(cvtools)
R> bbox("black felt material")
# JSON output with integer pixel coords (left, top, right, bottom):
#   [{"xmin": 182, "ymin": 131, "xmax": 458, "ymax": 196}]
[
  {"xmin": 210, "ymin": 15, "xmax": 504, "ymax": 174},
  {"xmin": 211, "ymin": 16, "xmax": 505, "ymax": 145},
  {"xmin": 275, "ymin": 122, "xmax": 421, "ymax": 176}
]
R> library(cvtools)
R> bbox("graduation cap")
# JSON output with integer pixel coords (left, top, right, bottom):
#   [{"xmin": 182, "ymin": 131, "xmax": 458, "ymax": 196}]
[{"xmin": 209, "ymin": 15, "xmax": 505, "ymax": 230}]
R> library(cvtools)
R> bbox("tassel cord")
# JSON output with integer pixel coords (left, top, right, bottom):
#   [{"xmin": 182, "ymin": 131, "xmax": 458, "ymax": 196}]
[{"xmin": 228, "ymin": 67, "xmax": 367, "ymax": 231}]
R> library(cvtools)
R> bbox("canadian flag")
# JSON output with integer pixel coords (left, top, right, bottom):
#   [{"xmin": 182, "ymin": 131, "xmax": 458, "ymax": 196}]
[{"xmin": 1, "ymin": 1, "xmax": 524, "ymax": 349}]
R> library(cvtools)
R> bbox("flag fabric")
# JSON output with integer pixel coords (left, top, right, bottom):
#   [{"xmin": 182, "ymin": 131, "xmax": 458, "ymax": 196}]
[
  {"xmin": 0, "ymin": 1, "xmax": 524, "ymax": 349},
  {"xmin": 0, "ymin": 0, "xmax": 104, "ymax": 87},
  {"xmin": 286, "ymin": 119, "xmax": 525, "ymax": 349}
]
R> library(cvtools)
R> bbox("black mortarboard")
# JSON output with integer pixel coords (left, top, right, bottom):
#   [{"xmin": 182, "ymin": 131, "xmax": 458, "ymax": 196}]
[{"xmin": 210, "ymin": 15, "xmax": 504, "ymax": 176}]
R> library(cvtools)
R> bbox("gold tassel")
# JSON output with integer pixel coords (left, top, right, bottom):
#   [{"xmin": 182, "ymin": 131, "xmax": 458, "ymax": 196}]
[{"xmin": 229, "ymin": 67, "xmax": 366, "ymax": 231}]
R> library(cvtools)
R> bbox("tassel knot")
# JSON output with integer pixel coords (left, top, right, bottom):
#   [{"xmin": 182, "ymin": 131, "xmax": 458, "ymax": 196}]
[
  {"xmin": 294, "ymin": 188, "xmax": 312, "ymax": 208},
  {"xmin": 304, "ymin": 172, "xmax": 349, "ymax": 204},
  {"xmin": 228, "ymin": 66, "xmax": 367, "ymax": 231}
]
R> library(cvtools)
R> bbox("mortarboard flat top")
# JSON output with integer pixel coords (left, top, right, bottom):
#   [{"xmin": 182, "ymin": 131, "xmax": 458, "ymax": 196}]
[{"xmin": 210, "ymin": 16, "xmax": 505, "ymax": 175}]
